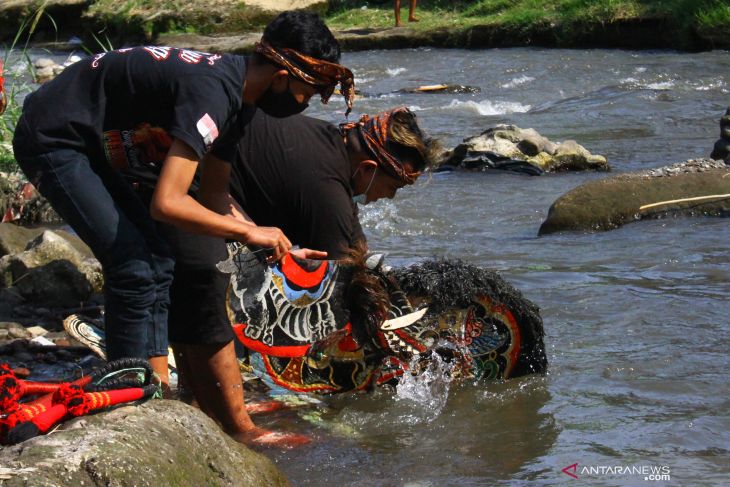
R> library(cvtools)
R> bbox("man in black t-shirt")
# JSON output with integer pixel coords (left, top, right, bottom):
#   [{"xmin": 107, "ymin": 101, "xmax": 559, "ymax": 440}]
[
  {"xmin": 167, "ymin": 107, "xmax": 435, "ymax": 444},
  {"xmin": 229, "ymin": 107, "xmax": 437, "ymax": 258},
  {"xmin": 13, "ymin": 11, "xmax": 354, "ymax": 445}
]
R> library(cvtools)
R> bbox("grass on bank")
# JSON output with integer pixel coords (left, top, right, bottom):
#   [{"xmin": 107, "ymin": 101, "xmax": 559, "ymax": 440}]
[
  {"xmin": 326, "ymin": 0, "xmax": 730, "ymax": 40},
  {"xmin": 0, "ymin": 5, "xmax": 51, "ymax": 173}
]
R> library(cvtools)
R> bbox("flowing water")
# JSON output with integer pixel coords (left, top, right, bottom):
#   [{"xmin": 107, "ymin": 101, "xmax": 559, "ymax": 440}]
[
  {"xmin": 7, "ymin": 47, "xmax": 729, "ymax": 485},
  {"xmin": 270, "ymin": 48, "xmax": 730, "ymax": 486}
]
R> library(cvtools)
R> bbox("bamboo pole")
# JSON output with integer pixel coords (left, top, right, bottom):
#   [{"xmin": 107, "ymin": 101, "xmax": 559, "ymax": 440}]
[{"xmin": 639, "ymin": 194, "xmax": 730, "ymax": 211}]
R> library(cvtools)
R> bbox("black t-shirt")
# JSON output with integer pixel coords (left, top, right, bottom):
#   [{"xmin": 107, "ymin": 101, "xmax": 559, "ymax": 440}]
[
  {"xmin": 18, "ymin": 46, "xmax": 253, "ymax": 187},
  {"xmin": 230, "ymin": 111, "xmax": 365, "ymax": 258}
]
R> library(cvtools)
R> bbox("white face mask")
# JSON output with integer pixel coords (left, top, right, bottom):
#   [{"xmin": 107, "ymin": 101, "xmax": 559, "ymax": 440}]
[{"xmin": 352, "ymin": 167, "xmax": 377, "ymax": 205}]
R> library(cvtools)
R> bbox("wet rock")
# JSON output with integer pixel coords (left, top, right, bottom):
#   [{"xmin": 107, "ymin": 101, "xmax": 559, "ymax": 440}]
[
  {"xmin": 0, "ymin": 329, "xmax": 8, "ymax": 340},
  {"xmin": 0, "ymin": 230, "xmax": 103, "ymax": 307},
  {"xmin": 710, "ymin": 108, "xmax": 730, "ymax": 163},
  {"xmin": 0, "ymin": 224, "xmax": 43, "ymax": 258},
  {"xmin": 443, "ymin": 124, "xmax": 609, "ymax": 174},
  {"xmin": 539, "ymin": 159, "xmax": 730, "ymax": 234},
  {"xmin": 0, "ymin": 400, "xmax": 289, "ymax": 486}
]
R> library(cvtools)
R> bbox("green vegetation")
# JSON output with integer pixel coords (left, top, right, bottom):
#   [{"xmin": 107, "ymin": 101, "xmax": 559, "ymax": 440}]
[
  {"xmin": 1, "ymin": 1, "xmax": 727, "ymax": 49},
  {"xmin": 85, "ymin": 0, "xmax": 315, "ymax": 40},
  {"xmin": 1, "ymin": 5, "xmax": 50, "ymax": 173},
  {"xmin": 326, "ymin": 0, "xmax": 730, "ymax": 47}
]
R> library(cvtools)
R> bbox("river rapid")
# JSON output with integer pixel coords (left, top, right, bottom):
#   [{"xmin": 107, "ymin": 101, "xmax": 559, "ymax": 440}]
[
  {"xmin": 7, "ymin": 47, "xmax": 729, "ymax": 485},
  {"xmin": 268, "ymin": 48, "xmax": 730, "ymax": 486}
]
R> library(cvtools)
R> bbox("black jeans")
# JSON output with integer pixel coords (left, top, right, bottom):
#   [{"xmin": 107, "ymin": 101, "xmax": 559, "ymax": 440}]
[{"xmin": 12, "ymin": 142, "xmax": 174, "ymax": 360}]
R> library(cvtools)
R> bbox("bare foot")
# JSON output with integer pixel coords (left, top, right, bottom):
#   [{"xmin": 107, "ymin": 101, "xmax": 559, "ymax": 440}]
[
  {"xmin": 230, "ymin": 426, "xmax": 311, "ymax": 448},
  {"xmin": 252, "ymin": 430, "xmax": 311, "ymax": 448},
  {"xmin": 245, "ymin": 400, "xmax": 286, "ymax": 415},
  {"xmin": 395, "ymin": 22, "xmax": 402, "ymax": 27},
  {"xmin": 408, "ymin": 17, "xmax": 419, "ymax": 22}
]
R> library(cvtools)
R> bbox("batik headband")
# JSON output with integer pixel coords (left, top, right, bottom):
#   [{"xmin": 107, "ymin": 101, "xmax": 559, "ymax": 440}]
[
  {"xmin": 341, "ymin": 107, "xmax": 422, "ymax": 185},
  {"xmin": 254, "ymin": 40, "xmax": 355, "ymax": 116}
]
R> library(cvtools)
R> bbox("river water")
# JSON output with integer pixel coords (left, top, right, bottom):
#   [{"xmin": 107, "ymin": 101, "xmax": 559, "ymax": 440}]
[
  {"xmin": 7, "ymin": 47, "xmax": 729, "ymax": 485},
  {"xmin": 267, "ymin": 48, "xmax": 730, "ymax": 486}
]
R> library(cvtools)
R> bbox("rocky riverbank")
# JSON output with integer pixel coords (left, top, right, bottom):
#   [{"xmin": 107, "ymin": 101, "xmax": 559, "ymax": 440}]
[{"xmin": 0, "ymin": 223, "xmax": 290, "ymax": 486}]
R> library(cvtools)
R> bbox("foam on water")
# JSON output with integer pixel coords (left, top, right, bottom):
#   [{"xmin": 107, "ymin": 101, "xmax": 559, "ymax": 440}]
[
  {"xmin": 387, "ymin": 67, "xmax": 407, "ymax": 77},
  {"xmin": 444, "ymin": 99, "xmax": 531, "ymax": 116},
  {"xmin": 645, "ymin": 80, "xmax": 675, "ymax": 90},
  {"xmin": 501, "ymin": 75, "xmax": 535, "ymax": 89}
]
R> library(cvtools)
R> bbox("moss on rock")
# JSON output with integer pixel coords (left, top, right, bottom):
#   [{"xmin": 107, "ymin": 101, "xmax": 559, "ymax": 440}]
[
  {"xmin": 539, "ymin": 160, "xmax": 730, "ymax": 234},
  {"xmin": 0, "ymin": 399, "xmax": 289, "ymax": 486}
]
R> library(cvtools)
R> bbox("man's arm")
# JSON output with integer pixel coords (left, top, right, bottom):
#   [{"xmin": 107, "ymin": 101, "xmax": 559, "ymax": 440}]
[
  {"xmin": 198, "ymin": 152, "xmax": 255, "ymax": 224},
  {"xmin": 150, "ymin": 138, "xmax": 292, "ymax": 261}
]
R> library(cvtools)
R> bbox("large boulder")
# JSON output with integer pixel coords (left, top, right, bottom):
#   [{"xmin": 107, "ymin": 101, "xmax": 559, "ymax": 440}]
[
  {"xmin": 0, "ymin": 229, "xmax": 102, "ymax": 307},
  {"xmin": 442, "ymin": 124, "xmax": 610, "ymax": 174},
  {"xmin": 0, "ymin": 399, "xmax": 289, "ymax": 486},
  {"xmin": 539, "ymin": 159, "xmax": 730, "ymax": 234}
]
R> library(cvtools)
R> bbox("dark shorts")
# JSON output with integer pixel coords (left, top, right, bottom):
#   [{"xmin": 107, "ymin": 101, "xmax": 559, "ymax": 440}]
[{"xmin": 158, "ymin": 224, "xmax": 234, "ymax": 345}]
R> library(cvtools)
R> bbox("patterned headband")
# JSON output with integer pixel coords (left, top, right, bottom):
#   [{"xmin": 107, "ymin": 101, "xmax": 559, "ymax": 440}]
[
  {"xmin": 254, "ymin": 40, "xmax": 355, "ymax": 116},
  {"xmin": 341, "ymin": 106, "xmax": 422, "ymax": 185}
]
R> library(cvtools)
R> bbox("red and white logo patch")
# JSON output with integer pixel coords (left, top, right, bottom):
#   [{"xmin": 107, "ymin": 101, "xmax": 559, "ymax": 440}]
[{"xmin": 196, "ymin": 113, "xmax": 219, "ymax": 150}]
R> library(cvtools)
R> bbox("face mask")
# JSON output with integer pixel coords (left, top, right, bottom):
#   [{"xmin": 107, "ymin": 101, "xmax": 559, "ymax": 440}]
[
  {"xmin": 256, "ymin": 78, "xmax": 309, "ymax": 118},
  {"xmin": 352, "ymin": 167, "xmax": 377, "ymax": 205}
]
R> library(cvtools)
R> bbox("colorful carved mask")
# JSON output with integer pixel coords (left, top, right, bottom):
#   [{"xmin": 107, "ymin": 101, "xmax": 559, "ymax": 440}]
[{"xmin": 220, "ymin": 244, "xmax": 547, "ymax": 394}]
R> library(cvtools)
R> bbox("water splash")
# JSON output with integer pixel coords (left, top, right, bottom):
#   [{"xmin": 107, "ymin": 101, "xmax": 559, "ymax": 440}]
[
  {"xmin": 395, "ymin": 354, "xmax": 455, "ymax": 421},
  {"xmin": 387, "ymin": 67, "xmax": 407, "ymax": 76},
  {"xmin": 444, "ymin": 99, "xmax": 531, "ymax": 116}
]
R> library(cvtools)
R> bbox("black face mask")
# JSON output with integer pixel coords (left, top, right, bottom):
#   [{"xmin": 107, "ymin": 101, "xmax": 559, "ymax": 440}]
[{"xmin": 255, "ymin": 79, "xmax": 309, "ymax": 118}]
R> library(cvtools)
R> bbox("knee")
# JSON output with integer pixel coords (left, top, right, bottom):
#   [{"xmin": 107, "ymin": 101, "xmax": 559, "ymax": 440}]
[{"xmin": 104, "ymin": 258, "xmax": 158, "ymax": 299}]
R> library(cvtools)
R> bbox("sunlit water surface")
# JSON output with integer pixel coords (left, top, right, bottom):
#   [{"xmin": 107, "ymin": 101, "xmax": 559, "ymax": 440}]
[{"xmin": 9, "ymin": 47, "xmax": 729, "ymax": 486}]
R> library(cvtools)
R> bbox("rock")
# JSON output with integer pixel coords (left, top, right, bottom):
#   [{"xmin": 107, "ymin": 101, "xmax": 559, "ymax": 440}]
[
  {"xmin": 4, "ymin": 323, "xmax": 31, "ymax": 340},
  {"xmin": 539, "ymin": 159, "xmax": 730, "ymax": 234},
  {"xmin": 0, "ymin": 230, "xmax": 103, "ymax": 307},
  {"xmin": 0, "ymin": 329, "xmax": 8, "ymax": 340},
  {"xmin": 12, "ymin": 351, "xmax": 33, "ymax": 362},
  {"xmin": 11, "ymin": 367, "xmax": 30, "ymax": 378},
  {"xmin": 0, "ymin": 400, "xmax": 289, "ymax": 486},
  {"xmin": 33, "ymin": 58, "xmax": 55, "ymax": 69},
  {"xmin": 26, "ymin": 326, "xmax": 48, "ymax": 337},
  {"xmin": 0, "ymin": 223, "xmax": 43, "ymax": 258},
  {"xmin": 443, "ymin": 124, "xmax": 610, "ymax": 174},
  {"xmin": 711, "ymin": 136, "xmax": 730, "ymax": 161},
  {"xmin": 710, "ymin": 110, "xmax": 730, "ymax": 162}
]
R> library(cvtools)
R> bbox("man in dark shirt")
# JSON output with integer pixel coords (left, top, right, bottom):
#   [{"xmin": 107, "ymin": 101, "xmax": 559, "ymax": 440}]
[
  {"xmin": 167, "ymin": 106, "xmax": 435, "ymax": 445},
  {"xmin": 13, "ymin": 11, "xmax": 354, "ymax": 444},
  {"xmin": 229, "ymin": 106, "xmax": 438, "ymax": 258}
]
